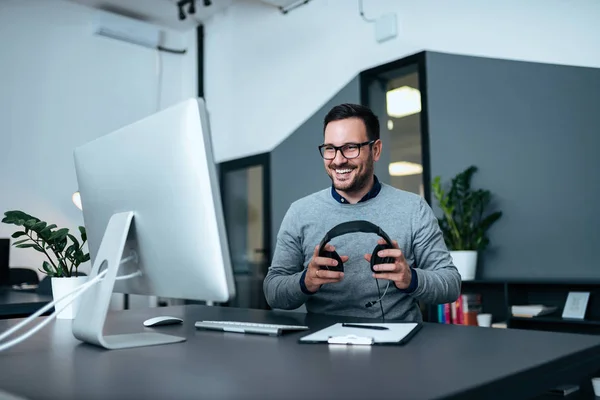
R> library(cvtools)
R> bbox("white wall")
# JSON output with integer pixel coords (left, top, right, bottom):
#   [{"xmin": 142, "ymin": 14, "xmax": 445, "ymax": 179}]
[
  {"xmin": 0, "ymin": 0, "xmax": 197, "ymax": 282},
  {"xmin": 203, "ymin": 0, "xmax": 600, "ymax": 163}
]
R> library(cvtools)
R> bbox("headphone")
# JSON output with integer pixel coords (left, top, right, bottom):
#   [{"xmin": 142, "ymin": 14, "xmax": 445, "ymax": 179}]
[{"xmin": 317, "ymin": 220, "xmax": 396, "ymax": 273}]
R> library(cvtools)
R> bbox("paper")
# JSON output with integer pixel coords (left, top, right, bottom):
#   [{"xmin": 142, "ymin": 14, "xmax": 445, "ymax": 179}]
[{"xmin": 299, "ymin": 322, "xmax": 420, "ymax": 345}]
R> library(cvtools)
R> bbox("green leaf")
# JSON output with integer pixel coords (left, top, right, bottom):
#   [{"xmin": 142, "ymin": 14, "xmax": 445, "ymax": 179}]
[
  {"xmin": 15, "ymin": 243, "xmax": 37, "ymax": 249},
  {"xmin": 431, "ymin": 165, "xmax": 502, "ymax": 251},
  {"xmin": 23, "ymin": 219, "xmax": 38, "ymax": 229},
  {"xmin": 32, "ymin": 221, "xmax": 47, "ymax": 232},
  {"xmin": 2, "ymin": 211, "xmax": 36, "ymax": 225},
  {"xmin": 65, "ymin": 244, "xmax": 77, "ymax": 258},
  {"xmin": 78, "ymin": 226, "xmax": 87, "ymax": 242},
  {"xmin": 11, "ymin": 231, "xmax": 27, "ymax": 238},
  {"xmin": 42, "ymin": 261, "xmax": 52, "ymax": 275},
  {"xmin": 49, "ymin": 228, "xmax": 69, "ymax": 242},
  {"xmin": 67, "ymin": 234, "xmax": 80, "ymax": 249},
  {"xmin": 56, "ymin": 237, "xmax": 68, "ymax": 252},
  {"xmin": 12, "ymin": 239, "xmax": 29, "ymax": 246},
  {"xmin": 39, "ymin": 227, "xmax": 53, "ymax": 241}
]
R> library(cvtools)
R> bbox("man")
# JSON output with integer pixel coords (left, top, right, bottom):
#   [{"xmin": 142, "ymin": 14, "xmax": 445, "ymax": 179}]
[{"xmin": 263, "ymin": 103, "xmax": 461, "ymax": 321}]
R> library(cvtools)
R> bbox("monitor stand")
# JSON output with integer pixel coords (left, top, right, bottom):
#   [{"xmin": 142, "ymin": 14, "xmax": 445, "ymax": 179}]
[{"xmin": 72, "ymin": 211, "xmax": 186, "ymax": 350}]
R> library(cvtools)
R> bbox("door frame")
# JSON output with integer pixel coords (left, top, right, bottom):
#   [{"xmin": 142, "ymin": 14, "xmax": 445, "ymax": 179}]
[
  {"xmin": 218, "ymin": 152, "xmax": 272, "ymax": 265},
  {"xmin": 358, "ymin": 51, "xmax": 431, "ymax": 205}
]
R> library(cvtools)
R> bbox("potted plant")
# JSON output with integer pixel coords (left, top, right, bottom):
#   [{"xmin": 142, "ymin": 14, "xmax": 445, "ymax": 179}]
[
  {"xmin": 2, "ymin": 210, "xmax": 90, "ymax": 319},
  {"xmin": 431, "ymin": 166, "xmax": 502, "ymax": 280}
]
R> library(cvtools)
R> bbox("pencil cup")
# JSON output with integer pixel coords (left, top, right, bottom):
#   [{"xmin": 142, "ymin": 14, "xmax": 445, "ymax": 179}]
[{"xmin": 476, "ymin": 313, "xmax": 492, "ymax": 327}]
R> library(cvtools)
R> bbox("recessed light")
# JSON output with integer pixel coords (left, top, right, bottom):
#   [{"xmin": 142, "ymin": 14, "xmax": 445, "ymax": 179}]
[
  {"xmin": 386, "ymin": 86, "xmax": 421, "ymax": 118},
  {"xmin": 389, "ymin": 161, "xmax": 423, "ymax": 176}
]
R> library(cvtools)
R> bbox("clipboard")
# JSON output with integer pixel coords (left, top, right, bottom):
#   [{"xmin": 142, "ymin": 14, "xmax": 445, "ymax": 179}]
[{"xmin": 298, "ymin": 322, "xmax": 422, "ymax": 346}]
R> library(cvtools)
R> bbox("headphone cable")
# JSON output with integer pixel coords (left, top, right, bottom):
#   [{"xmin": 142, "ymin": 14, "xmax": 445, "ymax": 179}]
[{"xmin": 375, "ymin": 279, "xmax": 385, "ymax": 322}]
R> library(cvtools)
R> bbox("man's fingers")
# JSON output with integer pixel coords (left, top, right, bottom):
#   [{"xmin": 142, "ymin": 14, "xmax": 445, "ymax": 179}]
[
  {"xmin": 315, "ymin": 277, "xmax": 343, "ymax": 285},
  {"xmin": 376, "ymin": 248, "xmax": 404, "ymax": 260},
  {"xmin": 315, "ymin": 270, "xmax": 344, "ymax": 280},
  {"xmin": 313, "ymin": 256, "xmax": 339, "ymax": 269},
  {"xmin": 340, "ymin": 255, "xmax": 349, "ymax": 262},
  {"xmin": 371, "ymin": 263, "xmax": 398, "ymax": 272}
]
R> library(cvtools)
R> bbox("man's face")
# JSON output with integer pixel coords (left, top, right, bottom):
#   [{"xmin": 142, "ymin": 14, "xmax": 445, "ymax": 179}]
[{"xmin": 322, "ymin": 117, "xmax": 381, "ymax": 194}]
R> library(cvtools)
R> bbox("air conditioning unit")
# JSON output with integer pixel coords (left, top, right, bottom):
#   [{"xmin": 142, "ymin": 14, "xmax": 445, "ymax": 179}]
[{"xmin": 93, "ymin": 10, "xmax": 162, "ymax": 49}]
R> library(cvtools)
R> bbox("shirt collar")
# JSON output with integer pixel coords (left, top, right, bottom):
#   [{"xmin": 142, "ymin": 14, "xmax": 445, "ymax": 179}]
[{"xmin": 331, "ymin": 175, "xmax": 381, "ymax": 204}]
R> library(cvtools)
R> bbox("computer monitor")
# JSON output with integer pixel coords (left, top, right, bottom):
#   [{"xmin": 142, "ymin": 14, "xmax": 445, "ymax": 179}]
[{"xmin": 71, "ymin": 98, "xmax": 235, "ymax": 350}]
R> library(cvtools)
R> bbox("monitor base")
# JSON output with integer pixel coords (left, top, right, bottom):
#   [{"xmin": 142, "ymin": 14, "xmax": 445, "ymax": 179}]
[
  {"xmin": 102, "ymin": 332, "xmax": 186, "ymax": 350},
  {"xmin": 72, "ymin": 211, "xmax": 186, "ymax": 350}
]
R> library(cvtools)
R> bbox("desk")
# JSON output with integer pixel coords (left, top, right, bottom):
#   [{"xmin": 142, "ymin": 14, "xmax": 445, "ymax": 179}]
[
  {"xmin": 0, "ymin": 288, "xmax": 52, "ymax": 319},
  {"xmin": 0, "ymin": 305, "xmax": 599, "ymax": 400}
]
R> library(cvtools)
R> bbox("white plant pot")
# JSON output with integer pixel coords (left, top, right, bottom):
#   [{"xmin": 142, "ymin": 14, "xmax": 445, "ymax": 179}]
[
  {"xmin": 450, "ymin": 251, "xmax": 478, "ymax": 281},
  {"xmin": 51, "ymin": 276, "xmax": 88, "ymax": 319},
  {"xmin": 592, "ymin": 377, "xmax": 600, "ymax": 397}
]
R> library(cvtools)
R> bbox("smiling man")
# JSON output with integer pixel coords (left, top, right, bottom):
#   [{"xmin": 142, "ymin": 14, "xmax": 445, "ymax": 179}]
[{"xmin": 263, "ymin": 103, "xmax": 461, "ymax": 321}]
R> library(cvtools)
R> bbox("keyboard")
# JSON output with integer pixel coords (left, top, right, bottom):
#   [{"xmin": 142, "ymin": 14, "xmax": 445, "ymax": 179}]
[{"xmin": 194, "ymin": 320, "xmax": 310, "ymax": 336}]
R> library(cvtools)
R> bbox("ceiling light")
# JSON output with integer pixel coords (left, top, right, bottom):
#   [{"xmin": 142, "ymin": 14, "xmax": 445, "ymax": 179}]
[
  {"xmin": 387, "ymin": 120, "xmax": 393, "ymax": 130},
  {"xmin": 386, "ymin": 86, "xmax": 421, "ymax": 118},
  {"xmin": 389, "ymin": 161, "xmax": 423, "ymax": 176}
]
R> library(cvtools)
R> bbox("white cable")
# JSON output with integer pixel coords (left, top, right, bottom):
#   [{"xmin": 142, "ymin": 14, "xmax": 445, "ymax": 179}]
[
  {"xmin": 376, "ymin": 281, "xmax": 390, "ymax": 303},
  {"xmin": 0, "ymin": 270, "xmax": 141, "ymax": 352},
  {"xmin": 0, "ymin": 256, "xmax": 141, "ymax": 352},
  {"xmin": 358, "ymin": 0, "xmax": 376, "ymax": 23},
  {"xmin": 0, "ymin": 270, "xmax": 109, "ymax": 351},
  {"xmin": 0, "ymin": 253, "xmax": 139, "ymax": 343}
]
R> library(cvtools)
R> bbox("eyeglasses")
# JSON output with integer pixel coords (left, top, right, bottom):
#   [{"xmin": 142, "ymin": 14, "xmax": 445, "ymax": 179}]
[{"xmin": 318, "ymin": 140, "xmax": 375, "ymax": 160}]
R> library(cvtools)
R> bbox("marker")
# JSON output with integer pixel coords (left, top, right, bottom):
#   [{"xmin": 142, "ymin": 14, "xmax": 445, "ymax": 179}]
[{"xmin": 342, "ymin": 323, "xmax": 388, "ymax": 331}]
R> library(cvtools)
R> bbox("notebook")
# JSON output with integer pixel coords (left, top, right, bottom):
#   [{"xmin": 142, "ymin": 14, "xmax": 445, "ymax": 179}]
[{"xmin": 298, "ymin": 322, "xmax": 421, "ymax": 346}]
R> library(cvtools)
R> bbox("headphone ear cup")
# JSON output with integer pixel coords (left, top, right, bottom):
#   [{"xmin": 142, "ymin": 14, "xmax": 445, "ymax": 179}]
[
  {"xmin": 370, "ymin": 244, "xmax": 395, "ymax": 273},
  {"xmin": 319, "ymin": 249, "xmax": 344, "ymax": 272}
]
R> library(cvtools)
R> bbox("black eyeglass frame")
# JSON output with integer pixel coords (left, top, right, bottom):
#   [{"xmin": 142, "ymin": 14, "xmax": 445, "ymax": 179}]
[{"xmin": 318, "ymin": 140, "xmax": 375, "ymax": 160}]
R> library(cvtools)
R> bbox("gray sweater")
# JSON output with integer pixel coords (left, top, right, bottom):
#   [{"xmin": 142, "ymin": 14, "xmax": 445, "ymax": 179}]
[{"xmin": 263, "ymin": 183, "xmax": 461, "ymax": 322}]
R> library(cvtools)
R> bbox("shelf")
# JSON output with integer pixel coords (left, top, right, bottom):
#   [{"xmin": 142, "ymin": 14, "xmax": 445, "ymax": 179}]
[
  {"xmin": 461, "ymin": 279, "xmax": 600, "ymax": 286},
  {"xmin": 510, "ymin": 315, "xmax": 600, "ymax": 327}
]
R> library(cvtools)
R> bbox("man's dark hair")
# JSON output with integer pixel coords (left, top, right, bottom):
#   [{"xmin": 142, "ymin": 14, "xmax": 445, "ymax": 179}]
[{"xmin": 323, "ymin": 103, "xmax": 380, "ymax": 141}]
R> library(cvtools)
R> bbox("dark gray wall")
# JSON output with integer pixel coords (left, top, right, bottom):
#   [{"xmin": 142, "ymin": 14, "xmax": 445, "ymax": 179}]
[
  {"xmin": 425, "ymin": 51, "xmax": 600, "ymax": 281},
  {"xmin": 270, "ymin": 76, "xmax": 390, "ymax": 251}
]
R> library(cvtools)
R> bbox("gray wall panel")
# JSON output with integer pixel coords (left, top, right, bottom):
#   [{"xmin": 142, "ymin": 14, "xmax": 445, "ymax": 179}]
[{"xmin": 425, "ymin": 52, "xmax": 600, "ymax": 280}]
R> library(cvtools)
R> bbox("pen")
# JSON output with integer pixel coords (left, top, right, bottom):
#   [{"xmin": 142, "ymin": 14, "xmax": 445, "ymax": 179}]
[{"xmin": 342, "ymin": 323, "xmax": 388, "ymax": 330}]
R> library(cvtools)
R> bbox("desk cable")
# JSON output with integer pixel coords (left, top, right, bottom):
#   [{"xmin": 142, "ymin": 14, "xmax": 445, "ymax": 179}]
[{"xmin": 0, "ymin": 255, "xmax": 141, "ymax": 352}]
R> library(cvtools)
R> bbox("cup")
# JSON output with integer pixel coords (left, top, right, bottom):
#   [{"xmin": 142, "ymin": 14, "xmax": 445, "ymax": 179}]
[
  {"xmin": 477, "ymin": 313, "xmax": 492, "ymax": 327},
  {"xmin": 592, "ymin": 377, "xmax": 600, "ymax": 396}
]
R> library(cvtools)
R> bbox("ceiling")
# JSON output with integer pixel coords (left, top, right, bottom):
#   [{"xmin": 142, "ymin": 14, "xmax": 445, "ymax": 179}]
[{"xmin": 66, "ymin": 0, "xmax": 304, "ymax": 31}]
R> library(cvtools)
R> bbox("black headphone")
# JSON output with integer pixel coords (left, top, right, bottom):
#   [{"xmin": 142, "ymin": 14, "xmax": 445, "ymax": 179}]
[{"xmin": 318, "ymin": 220, "xmax": 396, "ymax": 273}]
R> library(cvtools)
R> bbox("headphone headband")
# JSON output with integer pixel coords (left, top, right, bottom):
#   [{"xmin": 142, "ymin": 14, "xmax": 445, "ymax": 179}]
[{"xmin": 318, "ymin": 220, "xmax": 392, "ymax": 251}]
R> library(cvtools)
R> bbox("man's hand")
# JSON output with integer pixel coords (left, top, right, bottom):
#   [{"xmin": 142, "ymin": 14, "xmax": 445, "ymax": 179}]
[
  {"xmin": 364, "ymin": 239, "xmax": 412, "ymax": 289},
  {"xmin": 304, "ymin": 244, "xmax": 346, "ymax": 293}
]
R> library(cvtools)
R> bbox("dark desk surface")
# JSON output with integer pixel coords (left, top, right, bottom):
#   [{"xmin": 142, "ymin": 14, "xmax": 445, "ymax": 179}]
[
  {"xmin": 0, "ymin": 288, "xmax": 52, "ymax": 319},
  {"xmin": 0, "ymin": 305, "xmax": 599, "ymax": 400}
]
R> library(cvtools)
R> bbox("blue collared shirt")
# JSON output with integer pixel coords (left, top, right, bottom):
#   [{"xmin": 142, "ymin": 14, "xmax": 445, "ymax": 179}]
[
  {"xmin": 300, "ymin": 175, "xmax": 418, "ymax": 295},
  {"xmin": 331, "ymin": 175, "xmax": 382, "ymax": 204}
]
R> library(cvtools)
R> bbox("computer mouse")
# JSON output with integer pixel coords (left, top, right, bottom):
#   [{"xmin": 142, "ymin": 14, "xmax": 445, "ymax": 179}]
[{"xmin": 143, "ymin": 316, "xmax": 184, "ymax": 327}]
